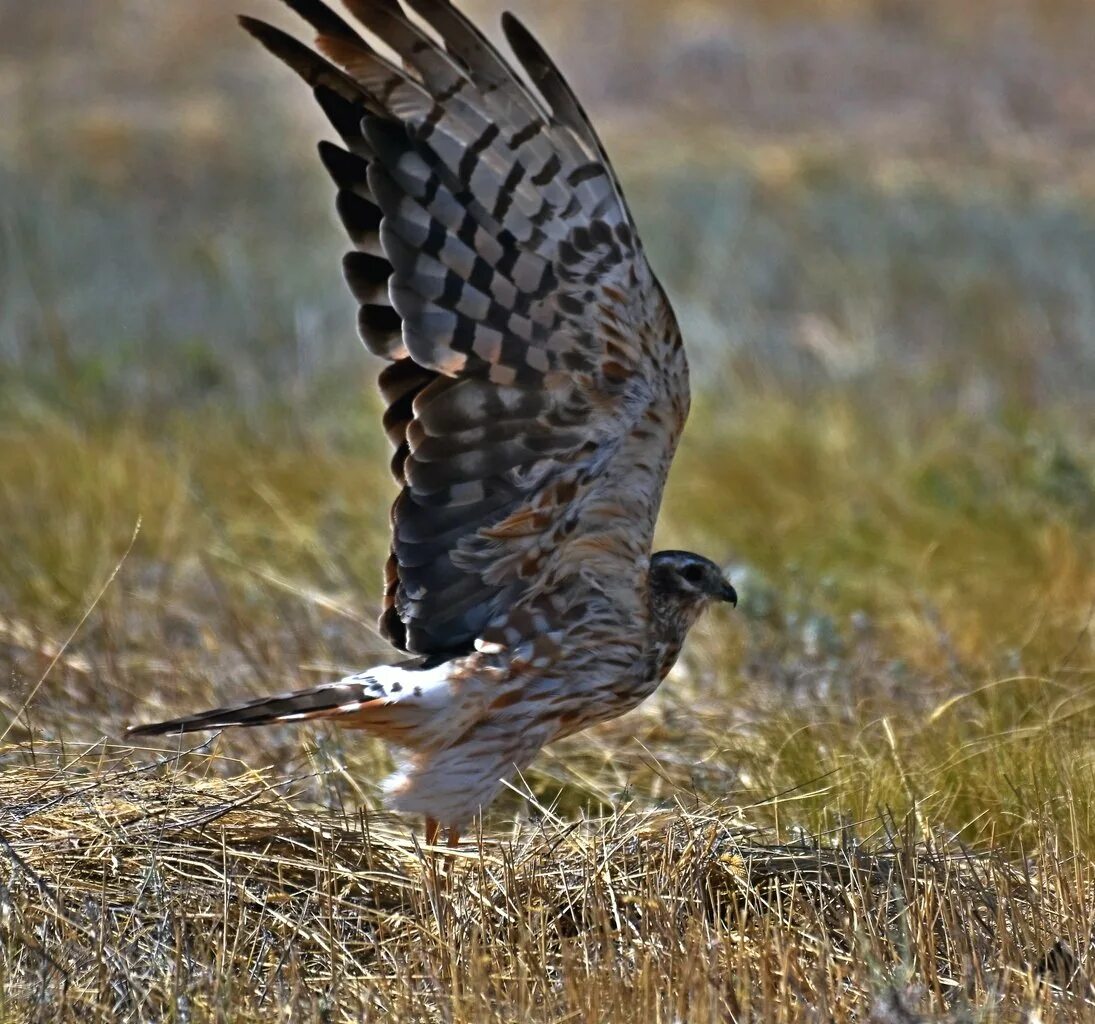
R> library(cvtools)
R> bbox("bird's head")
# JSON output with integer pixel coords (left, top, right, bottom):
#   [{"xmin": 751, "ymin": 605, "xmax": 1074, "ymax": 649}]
[
  {"xmin": 649, "ymin": 550, "xmax": 737, "ymax": 616},
  {"xmin": 646, "ymin": 551, "xmax": 737, "ymax": 680}
]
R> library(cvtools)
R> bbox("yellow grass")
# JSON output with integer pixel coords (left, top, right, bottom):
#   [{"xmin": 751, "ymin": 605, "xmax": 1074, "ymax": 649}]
[
  {"xmin": 2, "ymin": 396, "xmax": 1093, "ymax": 1019},
  {"xmin": 4, "ymin": 746, "xmax": 1093, "ymax": 1021}
]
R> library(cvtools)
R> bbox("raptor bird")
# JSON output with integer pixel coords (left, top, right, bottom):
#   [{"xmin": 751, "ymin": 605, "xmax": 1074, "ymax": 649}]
[{"xmin": 128, "ymin": 0, "xmax": 737, "ymax": 846}]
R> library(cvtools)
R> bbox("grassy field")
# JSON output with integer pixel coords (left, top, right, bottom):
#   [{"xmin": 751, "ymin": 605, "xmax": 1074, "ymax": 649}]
[{"xmin": 2, "ymin": 0, "xmax": 1095, "ymax": 1019}]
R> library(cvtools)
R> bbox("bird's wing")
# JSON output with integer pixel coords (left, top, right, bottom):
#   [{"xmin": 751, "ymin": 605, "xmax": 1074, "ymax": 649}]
[{"xmin": 242, "ymin": 0, "xmax": 690, "ymax": 657}]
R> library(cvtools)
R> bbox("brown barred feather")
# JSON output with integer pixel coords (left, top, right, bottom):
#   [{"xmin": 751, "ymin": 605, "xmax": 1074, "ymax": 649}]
[
  {"xmin": 403, "ymin": 0, "xmax": 549, "ymax": 117},
  {"xmin": 500, "ymin": 12, "xmax": 632, "ymax": 214},
  {"xmin": 239, "ymin": 1, "xmax": 690, "ymax": 658}
]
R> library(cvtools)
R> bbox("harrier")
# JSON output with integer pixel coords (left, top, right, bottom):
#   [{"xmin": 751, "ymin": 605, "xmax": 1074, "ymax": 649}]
[{"xmin": 128, "ymin": 0, "xmax": 736, "ymax": 845}]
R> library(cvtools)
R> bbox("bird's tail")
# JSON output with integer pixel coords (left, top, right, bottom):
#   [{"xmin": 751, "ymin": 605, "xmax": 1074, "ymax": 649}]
[{"xmin": 125, "ymin": 679, "xmax": 385, "ymax": 738}]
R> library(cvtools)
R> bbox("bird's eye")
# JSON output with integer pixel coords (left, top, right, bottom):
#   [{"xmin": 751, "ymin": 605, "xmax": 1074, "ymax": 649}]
[{"xmin": 681, "ymin": 564, "xmax": 705, "ymax": 584}]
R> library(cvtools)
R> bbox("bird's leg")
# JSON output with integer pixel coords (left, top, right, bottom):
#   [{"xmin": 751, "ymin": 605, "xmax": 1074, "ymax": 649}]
[{"xmin": 424, "ymin": 817, "xmax": 460, "ymax": 848}]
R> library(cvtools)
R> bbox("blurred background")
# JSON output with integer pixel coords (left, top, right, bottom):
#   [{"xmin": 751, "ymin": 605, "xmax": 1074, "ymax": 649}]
[
  {"xmin": 2, "ymin": 0, "xmax": 1094, "ymax": 836},
  {"xmin": 4, "ymin": 0, "xmax": 1095, "ymax": 408}
]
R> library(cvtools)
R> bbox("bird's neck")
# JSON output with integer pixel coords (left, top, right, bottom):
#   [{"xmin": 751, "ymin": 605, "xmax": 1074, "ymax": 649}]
[{"xmin": 646, "ymin": 588, "xmax": 705, "ymax": 684}]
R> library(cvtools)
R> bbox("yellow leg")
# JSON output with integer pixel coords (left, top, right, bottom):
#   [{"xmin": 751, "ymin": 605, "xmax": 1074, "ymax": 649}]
[{"xmin": 425, "ymin": 816, "xmax": 440, "ymax": 846}]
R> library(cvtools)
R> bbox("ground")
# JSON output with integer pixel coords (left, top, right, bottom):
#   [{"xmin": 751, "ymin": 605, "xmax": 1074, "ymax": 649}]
[{"xmin": 1, "ymin": 0, "xmax": 1094, "ymax": 1019}]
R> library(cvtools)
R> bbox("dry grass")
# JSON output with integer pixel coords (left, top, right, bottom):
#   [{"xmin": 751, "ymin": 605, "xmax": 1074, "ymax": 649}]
[
  {"xmin": 5, "ymin": 746, "xmax": 1093, "ymax": 1022},
  {"xmin": 1, "ymin": 397, "xmax": 1093, "ymax": 1020},
  {"xmin": 2, "ymin": 0, "xmax": 1095, "ymax": 1020}
]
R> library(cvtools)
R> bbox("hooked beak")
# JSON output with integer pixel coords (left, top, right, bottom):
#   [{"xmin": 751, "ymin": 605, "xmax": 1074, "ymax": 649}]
[{"xmin": 719, "ymin": 579, "xmax": 738, "ymax": 606}]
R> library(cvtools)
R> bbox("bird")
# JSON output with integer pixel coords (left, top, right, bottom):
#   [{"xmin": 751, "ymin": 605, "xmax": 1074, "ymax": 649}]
[{"xmin": 127, "ymin": 0, "xmax": 737, "ymax": 847}]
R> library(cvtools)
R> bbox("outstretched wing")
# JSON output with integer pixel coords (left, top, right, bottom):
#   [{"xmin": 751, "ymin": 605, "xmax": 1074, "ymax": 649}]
[{"xmin": 242, "ymin": 0, "xmax": 689, "ymax": 657}]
